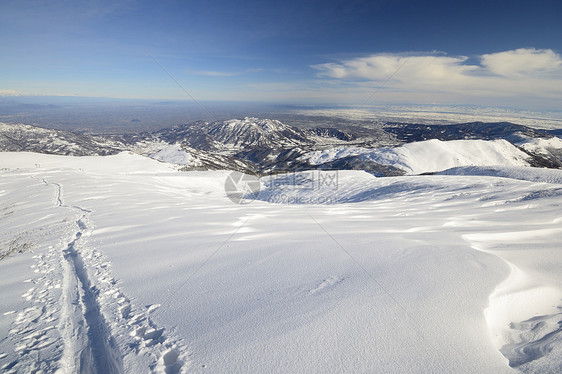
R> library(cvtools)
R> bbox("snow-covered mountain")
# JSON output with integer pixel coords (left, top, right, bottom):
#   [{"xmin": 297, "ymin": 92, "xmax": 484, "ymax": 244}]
[
  {"xmin": 1, "ymin": 118, "xmax": 561, "ymax": 175},
  {"xmin": 154, "ymin": 118, "xmax": 309, "ymax": 152},
  {"xmin": 300, "ymin": 139, "xmax": 539, "ymax": 174},
  {"xmin": 0, "ymin": 123, "xmax": 124, "ymax": 156},
  {"xmin": 148, "ymin": 118, "xmax": 562, "ymax": 174},
  {"xmin": 150, "ymin": 143, "xmax": 257, "ymax": 174}
]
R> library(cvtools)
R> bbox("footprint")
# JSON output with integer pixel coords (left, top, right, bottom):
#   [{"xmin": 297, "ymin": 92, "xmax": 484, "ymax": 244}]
[
  {"xmin": 143, "ymin": 327, "xmax": 164, "ymax": 342},
  {"xmin": 119, "ymin": 304, "xmax": 131, "ymax": 319},
  {"xmin": 128, "ymin": 313, "xmax": 146, "ymax": 325},
  {"xmin": 131, "ymin": 326, "xmax": 147, "ymax": 339},
  {"xmin": 157, "ymin": 348, "xmax": 183, "ymax": 374},
  {"xmin": 162, "ymin": 348, "xmax": 178, "ymax": 366}
]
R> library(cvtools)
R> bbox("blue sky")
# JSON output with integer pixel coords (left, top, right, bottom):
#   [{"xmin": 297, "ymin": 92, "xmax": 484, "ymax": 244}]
[{"xmin": 1, "ymin": 0, "xmax": 561, "ymax": 109}]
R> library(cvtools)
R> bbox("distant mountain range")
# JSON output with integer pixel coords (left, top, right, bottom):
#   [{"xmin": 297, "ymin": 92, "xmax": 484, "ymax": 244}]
[
  {"xmin": 0, "ymin": 123, "xmax": 125, "ymax": 156},
  {"xmin": 1, "ymin": 118, "xmax": 561, "ymax": 176}
]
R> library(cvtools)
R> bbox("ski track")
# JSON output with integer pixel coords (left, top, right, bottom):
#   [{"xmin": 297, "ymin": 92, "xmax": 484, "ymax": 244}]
[
  {"xmin": 38, "ymin": 178, "xmax": 123, "ymax": 374},
  {"xmin": 2, "ymin": 176, "xmax": 187, "ymax": 373}
]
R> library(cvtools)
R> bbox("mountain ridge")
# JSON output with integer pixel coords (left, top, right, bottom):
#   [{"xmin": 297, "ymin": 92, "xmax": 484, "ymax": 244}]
[{"xmin": 1, "ymin": 118, "xmax": 561, "ymax": 175}]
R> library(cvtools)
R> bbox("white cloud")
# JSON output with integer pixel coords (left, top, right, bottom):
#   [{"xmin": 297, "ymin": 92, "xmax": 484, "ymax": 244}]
[
  {"xmin": 0, "ymin": 89, "xmax": 24, "ymax": 96},
  {"xmin": 481, "ymin": 48, "xmax": 562, "ymax": 77},
  {"xmin": 311, "ymin": 48, "xmax": 562, "ymax": 107},
  {"xmin": 315, "ymin": 54, "xmax": 477, "ymax": 82}
]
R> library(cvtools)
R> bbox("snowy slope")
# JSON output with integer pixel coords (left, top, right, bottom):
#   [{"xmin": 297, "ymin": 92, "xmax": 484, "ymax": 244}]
[
  {"xmin": 150, "ymin": 144, "xmax": 203, "ymax": 167},
  {"xmin": 1, "ymin": 152, "xmax": 562, "ymax": 373},
  {"xmin": 516, "ymin": 135, "xmax": 562, "ymax": 155},
  {"xmin": 300, "ymin": 139, "xmax": 532, "ymax": 174},
  {"xmin": 149, "ymin": 144, "xmax": 257, "ymax": 173},
  {"xmin": 0, "ymin": 151, "xmax": 176, "ymax": 174},
  {"xmin": 438, "ymin": 165, "xmax": 562, "ymax": 184}
]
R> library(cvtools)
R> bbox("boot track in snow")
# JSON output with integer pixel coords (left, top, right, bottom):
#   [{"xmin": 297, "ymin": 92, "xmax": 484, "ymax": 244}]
[{"xmin": 44, "ymin": 179, "xmax": 123, "ymax": 374}]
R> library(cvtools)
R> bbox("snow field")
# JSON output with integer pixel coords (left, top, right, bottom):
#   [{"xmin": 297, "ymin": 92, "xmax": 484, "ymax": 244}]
[{"xmin": 1, "ymin": 151, "xmax": 561, "ymax": 373}]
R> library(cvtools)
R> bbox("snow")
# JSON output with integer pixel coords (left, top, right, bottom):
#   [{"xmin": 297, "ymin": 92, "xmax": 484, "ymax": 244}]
[
  {"xmin": 150, "ymin": 144, "xmax": 202, "ymax": 167},
  {"xmin": 300, "ymin": 139, "xmax": 532, "ymax": 174},
  {"xmin": 515, "ymin": 136, "xmax": 562, "ymax": 156},
  {"xmin": 299, "ymin": 145, "xmax": 369, "ymax": 164},
  {"xmin": 1, "ymin": 151, "xmax": 562, "ymax": 373},
  {"xmin": 438, "ymin": 165, "xmax": 562, "ymax": 184},
  {"xmin": 0, "ymin": 151, "xmax": 175, "ymax": 174}
]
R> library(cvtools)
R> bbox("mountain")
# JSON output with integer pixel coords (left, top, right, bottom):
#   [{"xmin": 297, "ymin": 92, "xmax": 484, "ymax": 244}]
[
  {"xmin": 150, "ymin": 144, "xmax": 258, "ymax": 174},
  {"xmin": 299, "ymin": 139, "xmax": 532, "ymax": 175},
  {"xmin": 1, "ymin": 118, "xmax": 561, "ymax": 175},
  {"xmin": 138, "ymin": 117, "xmax": 317, "ymax": 173},
  {"xmin": 148, "ymin": 118, "xmax": 562, "ymax": 174},
  {"xmin": 382, "ymin": 121, "xmax": 550, "ymax": 143},
  {"xmin": 155, "ymin": 118, "xmax": 309, "ymax": 152},
  {"xmin": 0, "ymin": 123, "xmax": 124, "ymax": 156},
  {"xmin": 304, "ymin": 127, "xmax": 356, "ymax": 142}
]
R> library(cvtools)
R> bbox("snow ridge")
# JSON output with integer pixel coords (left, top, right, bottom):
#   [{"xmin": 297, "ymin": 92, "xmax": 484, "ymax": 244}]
[
  {"xmin": 300, "ymin": 139, "xmax": 532, "ymax": 174},
  {"xmin": 463, "ymin": 229, "xmax": 562, "ymax": 371}
]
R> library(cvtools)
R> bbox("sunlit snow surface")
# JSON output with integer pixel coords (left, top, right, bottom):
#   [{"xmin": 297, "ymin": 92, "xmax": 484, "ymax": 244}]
[
  {"xmin": 299, "ymin": 139, "xmax": 531, "ymax": 174},
  {"xmin": 1, "ymin": 152, "xmax": 561, "ymax": 373}
]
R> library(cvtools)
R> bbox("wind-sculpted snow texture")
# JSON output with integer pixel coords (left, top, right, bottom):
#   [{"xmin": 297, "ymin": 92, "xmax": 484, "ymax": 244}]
[{"xmin": 1, "ymin": 152, "xmax": 561, "ymax": 373}]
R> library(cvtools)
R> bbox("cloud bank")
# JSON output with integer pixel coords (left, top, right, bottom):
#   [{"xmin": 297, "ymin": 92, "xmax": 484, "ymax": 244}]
[
  {"xmin": 0, "ymin": 89, "xmax": 24, "ymax": 96},
  {"xmin": 311, "ymin": 48, "xmax": 562, "ymax": 106}
]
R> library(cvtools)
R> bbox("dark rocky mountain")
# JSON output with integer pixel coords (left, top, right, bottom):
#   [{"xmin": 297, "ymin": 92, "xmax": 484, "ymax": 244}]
[
  {"xmin": 547, "ymin": 129, "xmax": 562, "ymax": 137},
  {"xmin": 304, "ymin": 127, "xmax": 356, "ymax": 142},
  {"xmin": 383, "ymin": 122, "xmax": 552, "ymax": 143}
]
